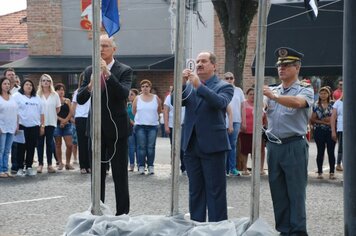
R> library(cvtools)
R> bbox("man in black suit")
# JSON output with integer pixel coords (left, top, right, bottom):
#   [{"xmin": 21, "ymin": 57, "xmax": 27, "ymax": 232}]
[{"xmin": 77, "ymin": 34, "xmax": 133, "ymax": 215}]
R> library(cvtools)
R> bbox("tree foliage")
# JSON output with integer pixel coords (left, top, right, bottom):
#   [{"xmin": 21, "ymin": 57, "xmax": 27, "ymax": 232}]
[{"xmin": 212, "ymin": 0, "xmax": 258, "ymax": 87}]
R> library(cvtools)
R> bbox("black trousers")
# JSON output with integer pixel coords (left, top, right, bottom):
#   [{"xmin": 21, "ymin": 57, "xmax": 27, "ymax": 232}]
[
  {"xmin": 37, "ymin": 125, "xmax": 55, "ymax": 166},
  {"xmin": 99, "ymin": 132, "xmax": 130, "ymax": 216},
  {"xmin": 314, "ymin": 127, "xmax": 335, "ymax": 173},
  {"xmin": 75, "ymin": 117, "xmax": 90, "ymax": 169},
  {"xmin": 17, "ymin": 125, "xmax": 39, "ymax": 169}
]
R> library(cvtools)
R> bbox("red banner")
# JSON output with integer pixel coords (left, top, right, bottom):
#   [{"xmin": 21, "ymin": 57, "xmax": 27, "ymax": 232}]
[{"xmin": 80, "ymin": 0, "xmax": 92, "ymax": 30}]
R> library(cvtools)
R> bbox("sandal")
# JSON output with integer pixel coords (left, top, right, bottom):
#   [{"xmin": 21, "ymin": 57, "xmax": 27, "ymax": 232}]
[
  {"xmin": 6, "ymin": 173, "xmax": 14, "ymax": 178},
  {"xmin": 57, "ymin": 163, "xmax": 64, "ymax": 170},
  {"xmin": 329, "ymin": 173, "xmax": 336, "ymax": 180},
  {"xmin": 37, "ymin": 165, "xmax": 43, "ymax": 174},
  {"xmin": 48, "ymin": 166, "xmax": 56, "ymax": 173},
  {"xmin": 80, "ymin": 168, "xmax": 87, "ymax": 174},
  {"xmin": 65, "ymin": 164, "xmax": 75, "ymax": 170},
  {"xmin": 0, "ymin": 172, "xmax": 8, "ymax": 178}
]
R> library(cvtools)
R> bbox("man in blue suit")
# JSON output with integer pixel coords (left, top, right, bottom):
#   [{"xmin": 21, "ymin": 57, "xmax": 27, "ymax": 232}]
[{"xmin": 181, "ymin": 52, "xmax": 234, "ymax": 222}]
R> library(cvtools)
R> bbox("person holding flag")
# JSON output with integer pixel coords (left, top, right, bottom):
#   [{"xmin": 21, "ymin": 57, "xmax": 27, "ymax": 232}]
[{"xmin": 77, "ymin": 34, "xmax": 133, "ymax": 216}]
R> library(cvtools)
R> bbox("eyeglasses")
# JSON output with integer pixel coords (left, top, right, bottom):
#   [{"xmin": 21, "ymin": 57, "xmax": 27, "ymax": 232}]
[
  {"xmin": 42, "ymin": 79, "xmax": 51, "ymax": 82},
  {"xmin": 100, "ymin": 44, "xmax": 112, "ymax": 48},
  {"xmin": 224, "ymin": 77, "xmax": 234, "ymax": 80}
]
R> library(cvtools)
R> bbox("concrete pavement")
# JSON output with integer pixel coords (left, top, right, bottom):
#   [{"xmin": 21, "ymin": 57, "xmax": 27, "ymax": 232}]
[{"xmin": 0, "ymin": 137, "xmax": 344, "ymax": 236}]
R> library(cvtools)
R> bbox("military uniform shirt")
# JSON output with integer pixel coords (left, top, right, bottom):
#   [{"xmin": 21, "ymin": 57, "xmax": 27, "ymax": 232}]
[{"xmin": 264, "ymin": 80, "xmax": 314, "ymax": 139}]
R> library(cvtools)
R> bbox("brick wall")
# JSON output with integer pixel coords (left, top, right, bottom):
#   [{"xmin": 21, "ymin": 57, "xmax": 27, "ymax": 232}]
[
  {"xmin": 214, "ymin": 13, "xmax": 226, "ymax": 79},
  {"xmin": 27, "ymin": 0, "xmax": 63, "ymax": 55},
  {"xmin": 214, "ymin": 13, "xmax": 258, "ymax": 93},
  {"xmin": 135, "ymin": 71, "xmax": 174, "ymax": 103}
]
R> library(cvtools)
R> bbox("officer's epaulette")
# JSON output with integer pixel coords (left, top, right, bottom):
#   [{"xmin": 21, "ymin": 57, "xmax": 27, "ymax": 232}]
[
  {"xmin": 299, "ymin": 81, "xmax": 312, "ymax": 88},
  {"xmin": 268, "ymin": 83, "xmax": 279, "ymax": 87},
  {"xmin": 268, "ymin": 83, "xmax": 280, "ymax": 91}
]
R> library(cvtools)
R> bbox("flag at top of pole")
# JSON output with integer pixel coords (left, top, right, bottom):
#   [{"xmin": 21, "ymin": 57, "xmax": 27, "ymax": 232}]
[{"xmin": 102, "ymin": 0, "xmax": 120, "ymax": 37}]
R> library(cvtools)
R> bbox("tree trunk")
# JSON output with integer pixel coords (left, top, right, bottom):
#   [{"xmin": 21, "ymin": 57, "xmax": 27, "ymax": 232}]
[{"xmin": 212, "ymin": 0, "xmax": 258, "ymax": 88}]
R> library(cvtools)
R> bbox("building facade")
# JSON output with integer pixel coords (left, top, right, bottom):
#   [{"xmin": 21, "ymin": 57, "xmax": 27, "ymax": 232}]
[
  {"xmin": 0, "ymin": 10, "xmax": 28, "ymax": 66},
  {"xmin": 1, "ymin": 0, "xmax": 215, "ymax": 100}
]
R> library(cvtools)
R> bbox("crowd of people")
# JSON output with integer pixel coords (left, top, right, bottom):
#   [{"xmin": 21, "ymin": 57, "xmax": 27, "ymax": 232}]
[
  {"xmin": 0, "ymin": 41, "xmax": 345, "ymax": 234},
  {"xmin": 124, "ymin": 48, "xmax": 344, "ymax": 234},
  {"xmin": 0, "ymin": 69, "xmax": 91, "ymax": 178},
  {"xmin": 0, "ymin": 64, "xmax": 343, "ymax": 181}
]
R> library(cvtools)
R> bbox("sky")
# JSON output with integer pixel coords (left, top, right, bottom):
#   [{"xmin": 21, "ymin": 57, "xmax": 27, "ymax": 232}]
[{"xmin": 0, "ymin": 0, "xmax": 27, "ymax": 16}]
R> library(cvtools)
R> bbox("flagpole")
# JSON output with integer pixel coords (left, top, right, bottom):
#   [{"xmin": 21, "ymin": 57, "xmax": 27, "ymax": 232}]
[
  {"xmin": 91, "ymin": 0, "xmax": 102, "ymax": 216},
  {"xmin": 249, "ymin": 0, "xmax": 269, "ymax": 225},
  {"xmin": 170, "ymin": 0, "xmax": 185, "ymax": 216}
]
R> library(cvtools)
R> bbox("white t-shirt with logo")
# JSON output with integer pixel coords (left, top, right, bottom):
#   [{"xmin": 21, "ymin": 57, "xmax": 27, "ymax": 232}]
[{"xmin": 13, "ymin": 93, "xmax": 44, "ymax": 127}]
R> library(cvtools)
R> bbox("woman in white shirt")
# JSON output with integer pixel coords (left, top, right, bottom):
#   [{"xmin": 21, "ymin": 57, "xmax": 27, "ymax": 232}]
[
  {"xmin": 13, "ymin": 79, "xmax": 44, "ymax": 176},
  {"xmin": 331, "ymin": 94, "xmax": 343, "ymax": 171},
  {"xmin": 36, "ymin": 74, "xmax": 61, "ymax": 174},
  {"xmin": 72, "ymin": 73, "xmax": 91, "ymax": 174},
  {"xmin": 132, "ymin": 80, "xmax": 161, "ymax": 175},
  {"xmin": 0, "ymin": 77, "xmax": 19, "ymax": 178}
]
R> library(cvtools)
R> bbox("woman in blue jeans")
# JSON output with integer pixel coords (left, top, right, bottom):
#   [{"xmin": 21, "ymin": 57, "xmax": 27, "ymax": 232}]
[
  {"xmin": 54, "ymin": 83, "xmax": 73, "ymax": 171},
  {"xmin": 132, "ymin": 80, "xmax": 161, "ymax": 175},
  {"xmin": 310, "ymin": 87, "xmax": 336, "ymax": 179},
  {"xmin": 222, "ymin": 72, "xmax": 245, "ymax": 176},
  {"xmin": 0, "ymin": 77, "xmax": 18, "ymax": 178}
]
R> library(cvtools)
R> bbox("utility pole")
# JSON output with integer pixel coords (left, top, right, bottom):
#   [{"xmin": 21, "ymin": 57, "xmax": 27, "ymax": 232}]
[
  {"xmin": 91, "ymin": 0, "xmax": 102, "ymax": 216},
  {"xmin": 343, "ymin": 0, "xmax": 356, "ymax": 234},
  {"xmin": 185, "ymin": 0, "xmax": 194, "ymax": 60},
  {"xmin": 249, "ymin": 0, "xmax": 268, "ymax": 224},
  {"xmin": 170, "ymin": 0, "xmax": 185, "ymax": 216}
]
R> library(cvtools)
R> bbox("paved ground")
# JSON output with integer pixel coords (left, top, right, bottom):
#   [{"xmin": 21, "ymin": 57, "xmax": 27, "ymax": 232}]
[{"xmin": 0, "ymin": 138, "xmax": 344, "ymax": 236}]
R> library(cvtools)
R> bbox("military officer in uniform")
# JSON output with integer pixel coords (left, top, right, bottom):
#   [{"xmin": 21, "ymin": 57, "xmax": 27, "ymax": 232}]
[{"xmin": 263, "ymin": 47, "xmax": 314, "ymax": 236}]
